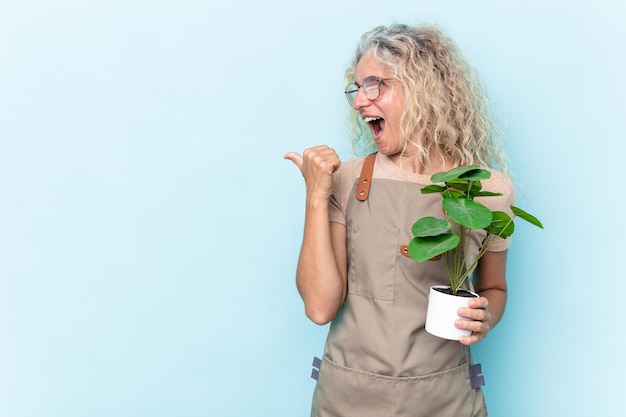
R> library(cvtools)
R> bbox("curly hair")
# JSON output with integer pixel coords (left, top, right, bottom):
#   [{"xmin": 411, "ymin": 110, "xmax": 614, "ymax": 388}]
[{"xmin": 345, "ymin": 24, "xmax": 508, "ymax": 172}]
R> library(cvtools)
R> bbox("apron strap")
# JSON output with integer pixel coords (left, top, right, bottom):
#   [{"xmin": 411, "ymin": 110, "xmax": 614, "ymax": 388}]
[{"xmin": 356, "ymin": 152, "xmax": 377, "ymax": 201}]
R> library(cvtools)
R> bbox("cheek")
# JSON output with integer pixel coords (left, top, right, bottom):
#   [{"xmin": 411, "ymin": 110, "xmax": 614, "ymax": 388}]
[
  {"xmin": 387, "ymin": 105, "xmax": 404, "ymax": 131},
  {"xmin": 384, "ymin": 92, "xmax": 404, "ymax": 121}
]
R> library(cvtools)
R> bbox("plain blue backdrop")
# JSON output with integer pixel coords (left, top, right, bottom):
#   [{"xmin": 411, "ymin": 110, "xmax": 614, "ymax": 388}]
[{"xmin": 1, "ymin": 0, "xmax": 624, "ymax": 416}]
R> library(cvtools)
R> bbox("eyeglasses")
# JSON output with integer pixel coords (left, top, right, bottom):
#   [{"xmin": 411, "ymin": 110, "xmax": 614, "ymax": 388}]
[{"xmin": 344, "ymin": 76, "xmax": 394, "ymax": 106}]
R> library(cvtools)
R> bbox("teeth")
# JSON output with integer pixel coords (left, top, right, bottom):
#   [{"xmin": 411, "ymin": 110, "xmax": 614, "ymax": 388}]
[{"xmin": 363, "ymin": 117, "xmax": 382, "ymax": 123}]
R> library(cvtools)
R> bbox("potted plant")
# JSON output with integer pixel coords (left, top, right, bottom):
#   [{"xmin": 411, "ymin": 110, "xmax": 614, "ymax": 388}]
[{"xmin": 407, "ymin": 165, "xmax": 543, "ymax": 340}]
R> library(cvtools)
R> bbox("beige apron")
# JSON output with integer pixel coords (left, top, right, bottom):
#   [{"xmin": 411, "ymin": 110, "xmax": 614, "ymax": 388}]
[{"xmin": 311, "ymin": 154, "xmax": 487, "ymax": 417}]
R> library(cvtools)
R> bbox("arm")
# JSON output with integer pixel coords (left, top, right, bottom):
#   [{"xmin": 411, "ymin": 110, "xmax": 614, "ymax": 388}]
[
  {"xmin": 284, "ymin": 146, "xmax": 348, "ymax": 325},
  {"xmin": 457, "ymin": 249, "xmax": 508, "ymax": 345}
]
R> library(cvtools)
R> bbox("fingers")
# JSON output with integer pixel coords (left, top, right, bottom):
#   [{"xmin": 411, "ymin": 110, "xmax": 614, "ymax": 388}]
[
  {"xmin": 284, "ymin": 146, "xmax": 340, "ymax": 200},
  {"xmin": 457, "ymin": 297, "xmax": 491, "ymax": 346},
  {"xmin": 457, "ymin": 319, "xmax": 490, "ymax": 345},
  {"xmin": 303, "ymin": 146, "xmax": 341, "ymax": 175},
  {"xmin": 459, "ymin": 332, "xmax": 486, "ymax": 346},
  {"xmin": 458, "ymin": 299, "xmax": 489, "ymax": 322},
  {"xmin": 284, "ymin": 151, "xmax": 304, "ymax": 172},
  {"xmin": 284, "ymin": 146, "xmax": 341, "ymax": 177}
]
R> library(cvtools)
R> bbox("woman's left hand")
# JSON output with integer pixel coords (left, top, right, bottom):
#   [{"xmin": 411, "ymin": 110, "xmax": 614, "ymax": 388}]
[{"xmin": 456, "ymin": 296, "xmax": 492, "ymax": 345}]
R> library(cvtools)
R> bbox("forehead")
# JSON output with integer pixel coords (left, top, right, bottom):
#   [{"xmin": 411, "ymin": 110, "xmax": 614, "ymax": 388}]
[{"xmin": 355, "ymin": 53, "xmax": 393, "ymax": 82}]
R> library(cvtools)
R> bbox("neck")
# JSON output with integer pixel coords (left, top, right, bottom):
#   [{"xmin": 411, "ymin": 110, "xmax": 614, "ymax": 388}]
[{"xmin": 389, "ymin": 151, "xmax": 455, "ymax": 175}]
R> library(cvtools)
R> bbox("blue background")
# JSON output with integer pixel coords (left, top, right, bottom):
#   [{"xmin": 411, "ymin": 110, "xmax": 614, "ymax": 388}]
[{"xmin": 1, "ymin": 1, "xmax": 624, "ymax": 416}]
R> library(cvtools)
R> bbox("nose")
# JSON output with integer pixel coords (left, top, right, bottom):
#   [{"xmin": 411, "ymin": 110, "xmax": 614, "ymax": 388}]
[{"xmin": 351, "ymin": 87, "xmax": 370, "ymax": 110}]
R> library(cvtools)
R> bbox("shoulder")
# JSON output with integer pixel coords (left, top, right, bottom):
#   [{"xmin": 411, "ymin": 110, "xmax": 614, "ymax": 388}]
[
  {"xmin": 478, "ymin": 168, "xmax": 515, "ymax": 212},
  {"xmin": 337, "ymin": 155, "xmax": 368, "ymax": 176},
  {"xmin": 333, "ymin": 155, "xmax": 368, "ymax": 186},
  {"xmin": 483, "ymin": 169, "xmax": 514, "ymax": 196},
  {"xmin": 329, "ymin": 155, "xmax": 368, "ymax": 224}
]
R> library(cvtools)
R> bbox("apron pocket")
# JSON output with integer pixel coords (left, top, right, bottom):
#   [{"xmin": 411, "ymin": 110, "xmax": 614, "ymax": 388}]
[
  {"xmin": 347, "ymin": 221, "xmax": 399, "ymax": 301},
  {"xmin": 311, "ymin": 358, "xmax": 486, "ymax": 417},
  {"xmin": 312, "ymin": 357, "xmax": 394, "ymax": 417},
  {"xmin": 395, "ymin": 362, "xmax": 487, "ymax": 417}
]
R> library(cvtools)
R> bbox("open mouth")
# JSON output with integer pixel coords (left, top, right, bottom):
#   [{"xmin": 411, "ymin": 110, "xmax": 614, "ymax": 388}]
[{"xmin": 364, "ymin": 116, "xmax": 385, "ymax": 137}]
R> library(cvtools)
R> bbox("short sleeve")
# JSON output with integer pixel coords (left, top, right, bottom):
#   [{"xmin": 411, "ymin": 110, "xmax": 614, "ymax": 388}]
[{"xmin": 328, "ymin": 157, "xmax": 365, "ymax": 225}]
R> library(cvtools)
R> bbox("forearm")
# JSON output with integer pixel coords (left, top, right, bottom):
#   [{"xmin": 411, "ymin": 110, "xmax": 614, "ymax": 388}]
[
  {"xmin": 296, "ymin": 198, "xmax": 347, "ymax": 325},
  {"xmin": 474, "ymin": 250, "xmax": 508, "ymax": 330},
  {"xmin": 459, "ymin": 250, "xmax": 508, "ymax": 345}
]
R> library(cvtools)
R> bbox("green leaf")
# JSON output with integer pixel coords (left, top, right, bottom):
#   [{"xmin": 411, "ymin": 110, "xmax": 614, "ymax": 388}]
[
  {"xmin": 511, "ymin": 206, "xmax": 544, "ymax": 229},
  {"xmin": 431, "ymin": 165, "xmax": 481, "ymax": 183},
  {"xmin": 446, "ymin": 179, "xmax": 482, "ymax": 195},
  {"xmin": 443, "ymin": 198, "xmax": 493, "ymax": 229},
  {"xmin": 442, "ymin": 189, "xmax": 465, "ymax": 198},
  {"xmin": 411, "ymin": 217, "xmax": 452, "ymax": 237},
  {"xmin": 420, "ymin": 184, "xmax": 446, "ymax": 194},
  {"xmin": 485, "ymin": 211, "xmax": 515, "ymax": 238},
  {"xmin": 408, "ymin": 234, "xmax": 460, "ymax": 262},
  {"xmin": 468, "ymin": 191, "xmax": 503, "ymax": 198},
  {"xmin": 459, "ymin": 168, "xmax": 492, "ymax": 181}
]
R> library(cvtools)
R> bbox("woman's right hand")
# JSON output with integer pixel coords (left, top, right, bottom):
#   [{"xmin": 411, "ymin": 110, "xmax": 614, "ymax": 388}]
[{"xmin": 284, "ymin": 146, "xmax": 341, "ymax": 201}]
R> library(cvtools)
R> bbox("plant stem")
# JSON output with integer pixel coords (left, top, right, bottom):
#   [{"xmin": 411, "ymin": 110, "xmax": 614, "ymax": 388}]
[{"xmin": 455, "ymin": 215, "xmax": 516, "ymax": 287}]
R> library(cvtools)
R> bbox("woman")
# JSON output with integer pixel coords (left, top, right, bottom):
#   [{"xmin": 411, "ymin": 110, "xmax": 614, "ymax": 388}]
[{"xmin": 285, "ymin": 23, "xmax": 513, "ymax": 417}]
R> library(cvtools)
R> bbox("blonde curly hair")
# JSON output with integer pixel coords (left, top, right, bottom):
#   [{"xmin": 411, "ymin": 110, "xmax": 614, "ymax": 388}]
[{"xmin": 345, "ymin": 24, "xmax": 508, "ymax": 172}]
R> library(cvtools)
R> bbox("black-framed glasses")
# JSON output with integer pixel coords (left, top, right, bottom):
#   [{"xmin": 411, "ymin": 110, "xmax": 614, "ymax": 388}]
[{"xmin": 344, "ymin": 76, "xmax": 394, "ymax": 105}]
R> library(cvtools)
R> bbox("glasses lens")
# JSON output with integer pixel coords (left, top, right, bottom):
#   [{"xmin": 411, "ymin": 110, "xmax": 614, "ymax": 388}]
[
  {"xmin": 344, "ymin": 83, "xmax": 359, "ymax": 105},
  {"xmin": 362, "ymin": 76, "xmax": 380, "ymax": 101}
]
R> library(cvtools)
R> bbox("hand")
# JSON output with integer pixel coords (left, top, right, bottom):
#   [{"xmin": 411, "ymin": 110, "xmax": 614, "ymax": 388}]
[
  {"xmin": 456, "ymin": 296, "xmax": 492, "ymax": 345},
  {"xmin": 284, "ymin": 146, "xmax": 341, "ymax": 200}
]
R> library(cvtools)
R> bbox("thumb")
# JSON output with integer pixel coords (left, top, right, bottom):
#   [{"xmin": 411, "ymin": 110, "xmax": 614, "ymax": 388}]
[{"xmin": 283, "ymin": 151, "xmax": 304, "ymax": 172}]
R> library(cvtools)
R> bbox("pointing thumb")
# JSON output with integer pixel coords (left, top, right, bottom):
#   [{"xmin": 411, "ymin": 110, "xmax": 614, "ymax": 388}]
[{"xmin": 283, "ymin": 151, "xmax": 304, "ymax": 172}]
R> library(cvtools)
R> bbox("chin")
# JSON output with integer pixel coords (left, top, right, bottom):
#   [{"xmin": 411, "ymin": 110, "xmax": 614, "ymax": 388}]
[{"xmin": 375, "ymin": 143, "xmax": 399, "ymax": 156}]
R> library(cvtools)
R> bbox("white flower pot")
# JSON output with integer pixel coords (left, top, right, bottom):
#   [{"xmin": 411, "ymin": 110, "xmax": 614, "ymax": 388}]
[{"xmin": 425, "ymin": 285, "xmax": 478, "ymax": 341}]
